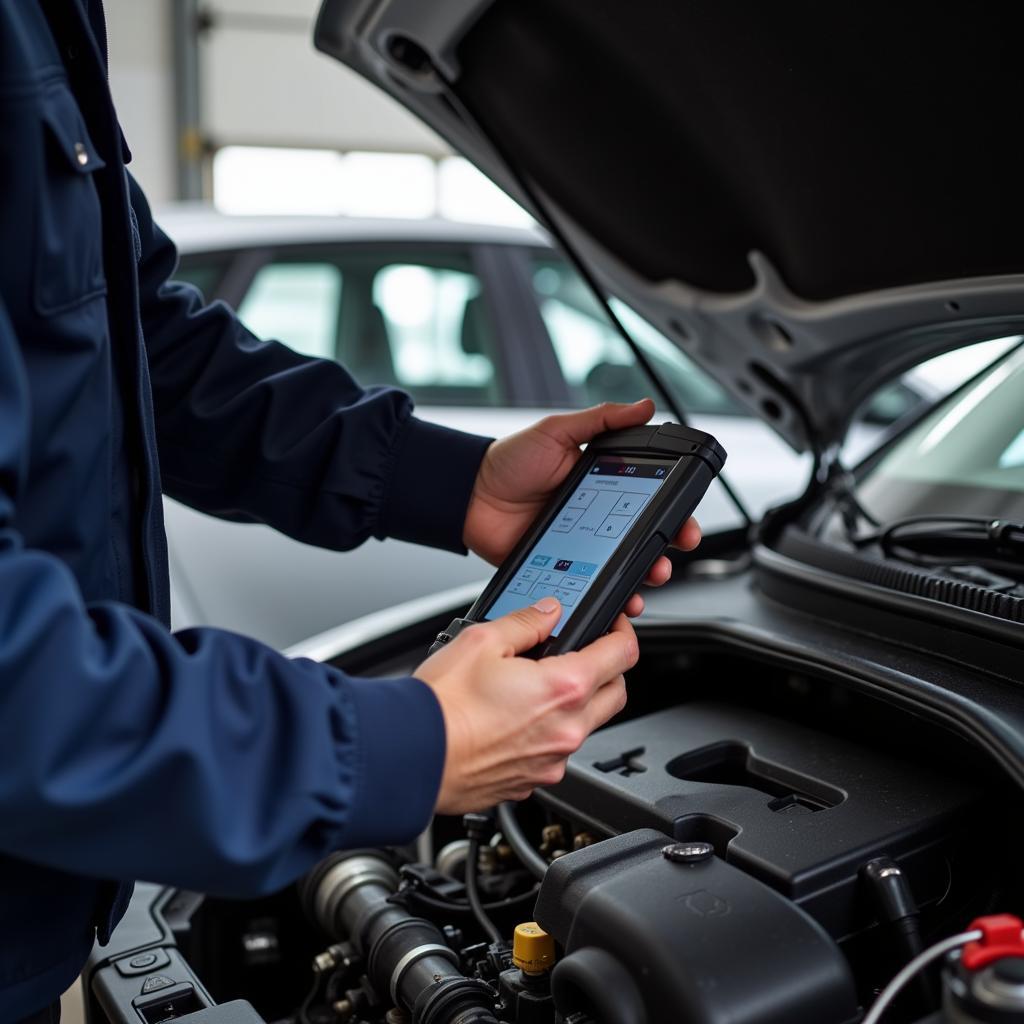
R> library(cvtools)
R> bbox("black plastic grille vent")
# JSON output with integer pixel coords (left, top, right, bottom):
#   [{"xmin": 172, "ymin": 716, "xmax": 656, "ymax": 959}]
[{"xmin": 774, "ymin": 531, "xmax": 1024, "ymax": 625}]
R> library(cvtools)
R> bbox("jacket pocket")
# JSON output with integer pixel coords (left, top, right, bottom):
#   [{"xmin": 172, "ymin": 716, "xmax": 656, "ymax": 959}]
[{"xmin": 33, "ymin": 82, "xmax": 108, "ymax": 316}]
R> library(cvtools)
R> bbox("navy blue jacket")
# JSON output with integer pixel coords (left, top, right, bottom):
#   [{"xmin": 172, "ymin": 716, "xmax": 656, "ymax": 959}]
[{"xmin": 0, "ymin": 2, "xmax": 491, "ymax": 1018}]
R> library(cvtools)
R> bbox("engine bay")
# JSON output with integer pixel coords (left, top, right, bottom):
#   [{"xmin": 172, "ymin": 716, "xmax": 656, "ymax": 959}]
[{"xmin": 85, "ymin": 638, "xmax": 1024, "ymax": 1024}]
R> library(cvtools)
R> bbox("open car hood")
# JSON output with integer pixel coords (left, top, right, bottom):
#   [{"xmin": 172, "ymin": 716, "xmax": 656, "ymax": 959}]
[{"xmin": 315, "ymin": 0, "xmax": 1024, "ymax": 453}]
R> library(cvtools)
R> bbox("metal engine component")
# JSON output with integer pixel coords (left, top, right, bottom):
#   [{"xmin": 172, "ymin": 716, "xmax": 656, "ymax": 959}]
[
  {"xmin": 435, "ymin": 840, "xmax": 471, "ymax": 879},
  {"xmin": 944, "ymin": 954, "xmax": 1024, "ymax": 1022},
  {"xmin": 302, "ymin": 852, "xmax": 499, "ymax": 1024}
]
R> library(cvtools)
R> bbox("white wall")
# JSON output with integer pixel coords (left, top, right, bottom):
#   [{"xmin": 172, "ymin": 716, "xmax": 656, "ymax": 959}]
[
  {"xmin": 105, "ymin": 0, "xmax": 177, "ymax": 203},
  {"xmin": 201, "ymin": 1, "xmax": 446, "ymax": 155},
  {"xmin": 102, "ymin": 0, "xmax": 446, "ymax": 205}
]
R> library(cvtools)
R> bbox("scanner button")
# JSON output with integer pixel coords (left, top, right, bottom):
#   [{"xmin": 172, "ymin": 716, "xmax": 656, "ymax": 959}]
[
  {"xmin": 141, "ymin": 976, "xmax": 175, "ymax": 995},
  {"xmin": 116, "ymin": 949, "xmax": 170, "ymax": 976},
  {"xmin": 597, "ymin": 515, "xmax": 632, "ymax": 539},
  {"xmin": 537, "ymin": 571, "xmax": 564, "ymax": 586},
  {"xmin": 532, "ymin": 584, "xmax": 577, "ymax": 607},
  {"xmin": 611, "ymin": 493, "xmax": 647, "ymax": 516},
  {"xmin": 550, "ymin": 507, "xmax": 585, "ymax": 533}
]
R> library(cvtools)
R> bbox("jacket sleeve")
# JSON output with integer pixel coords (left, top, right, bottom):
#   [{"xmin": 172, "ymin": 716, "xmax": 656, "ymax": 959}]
[
  {"xmin": 0, "ymin": 295, "xmax": 446, "ymax": 896},
  {"xmin": 131, "ymin": 176, "xmax": 492, "ymax": 554}
]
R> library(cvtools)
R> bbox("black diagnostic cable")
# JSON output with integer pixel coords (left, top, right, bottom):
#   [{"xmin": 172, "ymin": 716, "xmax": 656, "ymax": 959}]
[
  {"xmin": 861, "ymin": 858, "xmax": 933, "ymax": 1011},
  {"xmin": 463, "ymin": 813, "xmax": 503, "ymax": 944},
  {"xmin": 852, "ymin": 515, "xmax": 1024, "ymax": 571},
  {"xmin": 429, "ymin": 61, "xmax": 753, "ymax": 530}
]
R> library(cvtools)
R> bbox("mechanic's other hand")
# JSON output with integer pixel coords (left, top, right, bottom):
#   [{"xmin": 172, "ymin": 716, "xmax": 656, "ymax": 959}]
[
  {"xmin": 463, "ymin": 399, "xmax": 702, "ymax": 616},
  {"xmin": 416, "ymin": 597, "xmax": 636, "ymax": 813}
]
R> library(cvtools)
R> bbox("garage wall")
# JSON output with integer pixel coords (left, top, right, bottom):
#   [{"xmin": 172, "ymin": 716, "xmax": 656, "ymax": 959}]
[
  {"xmin": 103, "ymin": 0, "xmax": 446, "ymax": 204},
  {"xmin": 105, "ymin": 0, "xmax": 177, "ymax": 202},
  {"xmin": 201, "ymin": 0, "xmax": 445, "ymax": 155}
]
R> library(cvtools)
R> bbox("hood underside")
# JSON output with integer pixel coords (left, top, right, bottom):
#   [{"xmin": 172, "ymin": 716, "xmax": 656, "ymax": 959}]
[{"xmin": 316, "ymin": 0, "xmax": 1024, "ymax": 452}]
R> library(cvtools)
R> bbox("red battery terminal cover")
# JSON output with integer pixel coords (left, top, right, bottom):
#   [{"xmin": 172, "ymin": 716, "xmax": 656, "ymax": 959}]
[{"xmin": 961, "ymin": 914, "xmax": 1024, "ymax": 971}]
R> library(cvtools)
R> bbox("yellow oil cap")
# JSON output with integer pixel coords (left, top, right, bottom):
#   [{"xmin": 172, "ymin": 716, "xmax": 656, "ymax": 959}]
[{"xmin": 512, "ymin": 922, "xmax": 555, "ymax": 975}]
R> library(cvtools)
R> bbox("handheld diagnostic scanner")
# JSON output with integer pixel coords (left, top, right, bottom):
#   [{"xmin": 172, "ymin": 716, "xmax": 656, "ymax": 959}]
[{"xmin": 428, "ymin": 423, "xmax": 726, "ymax": 658}]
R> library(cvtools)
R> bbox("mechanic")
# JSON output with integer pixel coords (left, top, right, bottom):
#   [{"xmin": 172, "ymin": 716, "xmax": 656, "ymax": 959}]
[{"xmin": 0, "ymin": 3, "xmax": 701, "ymax": 1022}]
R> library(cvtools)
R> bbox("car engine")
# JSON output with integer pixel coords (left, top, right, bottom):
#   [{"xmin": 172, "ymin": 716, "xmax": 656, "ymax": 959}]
[
  {"xmin": 270, "ymin": 701, "xmax": 984, "ymax": 1024},
  {"xmin": 87, "ymin": 660, "xmax": 1024, "ymax": 1024}
]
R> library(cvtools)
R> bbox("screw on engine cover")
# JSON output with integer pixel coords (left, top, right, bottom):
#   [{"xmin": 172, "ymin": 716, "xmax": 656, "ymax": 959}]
[{"xmin": 662, "ymin": 841, "xmax": 714, "ymax": 864}]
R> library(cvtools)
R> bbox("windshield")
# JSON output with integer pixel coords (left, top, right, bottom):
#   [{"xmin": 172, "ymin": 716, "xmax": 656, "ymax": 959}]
[{"xmin": 858, "ymin": 341, "xmax": 1024, "ymax": 523}]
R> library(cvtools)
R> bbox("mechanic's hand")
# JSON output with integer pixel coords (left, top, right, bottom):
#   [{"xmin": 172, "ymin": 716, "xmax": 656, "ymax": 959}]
[
  {"xmin": 417, "ymin": 597, "xmax": 636, "ymax": 812},
  {"xmin": 463, "ymin": 399, "xmax": 702, "ymax": 617}
]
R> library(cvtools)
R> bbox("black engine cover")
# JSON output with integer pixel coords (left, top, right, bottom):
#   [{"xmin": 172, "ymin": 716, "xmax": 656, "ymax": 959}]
[
  {"xmin": 535, "ymin": 829, "xmax": 860, "ymax": 1024},
  {"xmin": 537, "ymin": 702, "xmax": 979, "ymax": 937}
]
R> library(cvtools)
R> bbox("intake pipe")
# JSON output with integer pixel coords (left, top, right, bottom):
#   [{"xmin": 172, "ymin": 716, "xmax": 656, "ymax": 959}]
[{"xmin": 302, "ymin": 852, "xmax": 499, "ymax": 1024}]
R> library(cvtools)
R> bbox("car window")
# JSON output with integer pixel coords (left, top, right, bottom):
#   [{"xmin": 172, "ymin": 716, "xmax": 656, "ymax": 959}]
[
  {"xmin": 857, "ymin": 340, "xmax": 1024, "ymax": 522},
  {"xmin": 857, "ymin": 380, "xmax": 922, "ymax": 426},
  {"xmin": 373, "ymin": 264, "xmax": 496, "ymax": 401},
  {"xmin": 529, "ymin": 257, "xmax": 741, "ymax": 416},
  {"xmin": 233, "ymin": 249, "xmax": 502, "ymax": 406},
  {"xmin": 238, "ymin": 262, "xmax": 343, "ymax": 360},
  {"xmin": 842, "ymin": 336, "xmax": 1022, "ymax": 465}
]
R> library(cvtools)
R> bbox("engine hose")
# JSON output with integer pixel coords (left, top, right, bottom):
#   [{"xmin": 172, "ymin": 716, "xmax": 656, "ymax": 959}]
[
  {"xmin": 463, "ymin": 825, "xmax": 501, "ymax": 944},
  {"xmin": 496, "ymin": 802, "xmax": 548, "ymax": 881},
  {"xmin": 301, "ymin": 852, "xmax": 499, "ymax": 1024}
]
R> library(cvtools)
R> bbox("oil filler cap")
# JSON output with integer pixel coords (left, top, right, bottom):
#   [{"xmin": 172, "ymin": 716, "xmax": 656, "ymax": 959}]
[
  {"xmin": 662, "ymin": 842, "xmax": 714, "ymax": 864},
  {"xmin": 513, "ymin": 922, "xmax": 555, "ymax": 975}
]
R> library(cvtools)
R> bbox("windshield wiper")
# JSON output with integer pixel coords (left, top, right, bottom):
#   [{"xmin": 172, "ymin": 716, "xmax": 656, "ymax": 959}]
[{"xmin": 851, "ymin": 515, "xmax": 1024, "ymax": 576}]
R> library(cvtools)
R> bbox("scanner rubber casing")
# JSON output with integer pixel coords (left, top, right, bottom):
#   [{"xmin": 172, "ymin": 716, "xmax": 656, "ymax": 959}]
[{"xmin": 428, "ymin": 423, "xmax": 726, "ymax": 658}]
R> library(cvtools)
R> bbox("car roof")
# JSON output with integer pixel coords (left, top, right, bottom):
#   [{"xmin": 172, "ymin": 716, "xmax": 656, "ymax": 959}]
[{"xmin": 153, "ymin": 203, "xmax": 552, "ymax": 254}]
